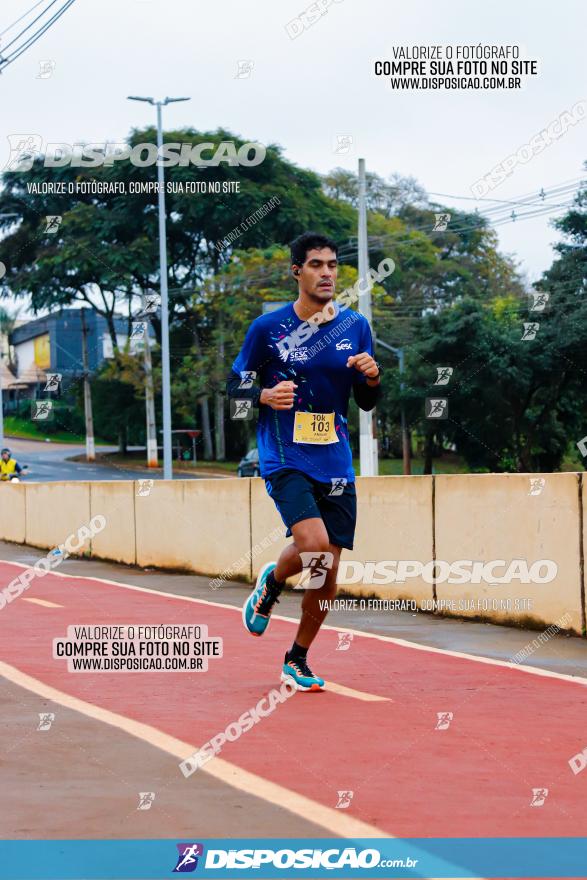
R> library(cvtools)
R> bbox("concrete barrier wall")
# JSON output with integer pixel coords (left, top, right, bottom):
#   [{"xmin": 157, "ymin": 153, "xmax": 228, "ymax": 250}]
[
  {"xmin": 24, "ymin": 482, "xmax": 92, "ymax": 552},
  {"xmin": 89, "ymin": 481, "xmax": 136, "ymax": 566},
  {"xmin": 435, "ymin": 473, "xmax": 584, "ymax": 633},
  {"xmin": 135, "ymin": 478, "xmax": 251, "ymax": 578},
  {"xmin": 1, "ymin": 472, "xmax": 585, "ymax": 635},
  {"xmin": 352, "ymin": 476, "xmax": 434, "ymax": 604},
  {"xmin": 0, "ymin": 482, "xmax": 26, "ymax": 544}
]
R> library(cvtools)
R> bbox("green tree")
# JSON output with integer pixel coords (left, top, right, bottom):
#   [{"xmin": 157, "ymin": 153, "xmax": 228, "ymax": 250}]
[
  {"xmin": 401, "ymin": 283, "xmax": 587, "ymax": 472},
  {"xmin": 0, "ymin": 127, "xmax": 356, "ymax": 351}
]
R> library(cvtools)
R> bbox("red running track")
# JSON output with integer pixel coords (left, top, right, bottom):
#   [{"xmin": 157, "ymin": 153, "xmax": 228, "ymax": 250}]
[{"xmin": 1, "ymin": 560, "xmax": 587, "ymax": 841}]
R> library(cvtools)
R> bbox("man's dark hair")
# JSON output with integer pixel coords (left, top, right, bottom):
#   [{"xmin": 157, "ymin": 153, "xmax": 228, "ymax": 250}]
[{"xmin": 289, "ymin": 232, "xmax": 338, "ymax": 267}]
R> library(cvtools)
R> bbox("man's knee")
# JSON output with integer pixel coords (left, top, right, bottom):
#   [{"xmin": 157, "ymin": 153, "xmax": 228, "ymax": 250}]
[{"xmin": 295, "ymin": 530, "xmax": 331, "ymax": 556}]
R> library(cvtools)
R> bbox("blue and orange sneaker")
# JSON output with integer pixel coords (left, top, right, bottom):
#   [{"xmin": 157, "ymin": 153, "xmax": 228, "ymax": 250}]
[
  {"xmin": 242, "ymin": 562, "xmax": 279, "ymax": 637},
  {"xmin": 281, "ymin": 655, "xmax": 325, "ymax": 692}
]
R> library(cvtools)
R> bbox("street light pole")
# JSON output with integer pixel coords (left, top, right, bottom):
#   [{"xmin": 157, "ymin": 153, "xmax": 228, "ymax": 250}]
[
  {"xmin": 127, "ymin": 95, "xmax": 190, "ymax": 480},
  {"xmin": 80, "ymin": 309, "xmax": 95, "ymax": 461},
  {"xmin": 357, "ymin": 158, "xmax": 377, "ymax": 477},
  {"xmin": 154, "ymin": 100, "xmax": 173, "ymax": 481}
]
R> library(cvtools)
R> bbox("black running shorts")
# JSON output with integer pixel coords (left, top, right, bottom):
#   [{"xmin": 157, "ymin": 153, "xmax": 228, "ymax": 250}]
[{"xmin": 265, "ymin": 467, "xmax": 357, "ymax": 550}]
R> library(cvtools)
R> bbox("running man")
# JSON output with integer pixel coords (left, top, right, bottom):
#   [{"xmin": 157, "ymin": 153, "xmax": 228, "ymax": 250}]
[{"xmin": 226, "ymin": 232, "xmax": 381, "ymax": 691}]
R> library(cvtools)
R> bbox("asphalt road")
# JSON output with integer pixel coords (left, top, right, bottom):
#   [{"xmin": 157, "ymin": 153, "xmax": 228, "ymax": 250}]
[{"xmin": 2, "ymin": 438, "xmax": 210, "ymax": 482}]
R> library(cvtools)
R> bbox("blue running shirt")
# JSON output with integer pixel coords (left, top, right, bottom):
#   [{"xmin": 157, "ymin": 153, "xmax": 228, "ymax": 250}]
[{"xmin": 231, "ymin": 302, "xmax": 375, "ymax": 482}]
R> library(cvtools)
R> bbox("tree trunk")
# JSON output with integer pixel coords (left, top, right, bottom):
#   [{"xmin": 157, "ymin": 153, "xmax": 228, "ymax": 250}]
[
  {"xmin": 141, "ymin": 293, "xmax": 158, "ymax": 468},
  {"xmin": 199, "ymin": 398, "xmax": 213, "ymax": 460},
  {"xmin": 118, "ymin": 426, "xmax": 127, "ymax": 456},
  {"xmin": 215, "ymin": 393, "xmax": 225, "ymax": 460},
  {"xmin": 215, "ymin": 318, "xmax": 226, "ymax": 460},
  {"xmin": 423, "ymin": 432, "xmax": 434, "ymax": 475},
  {"xmin": 189, "ymin": 318, "xmax": 213, "ymax": 460},
  {"xmin": 106, "ymin": 312, "xmax": 118, "ymax": 353}
]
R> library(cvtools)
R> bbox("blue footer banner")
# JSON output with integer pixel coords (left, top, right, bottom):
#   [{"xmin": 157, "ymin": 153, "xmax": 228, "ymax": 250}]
[{"xmin": 0, "ymin": 838, "xmax": 586, "ymax": 879}]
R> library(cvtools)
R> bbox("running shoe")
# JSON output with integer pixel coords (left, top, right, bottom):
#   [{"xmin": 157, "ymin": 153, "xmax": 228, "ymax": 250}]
[
  {"xmin": 281, "ymin": 656, "xmax": 325, "ymax": 691},
  {"xmin": 242, "ymin": 562, "xmax": 279, "ymax": 636}
]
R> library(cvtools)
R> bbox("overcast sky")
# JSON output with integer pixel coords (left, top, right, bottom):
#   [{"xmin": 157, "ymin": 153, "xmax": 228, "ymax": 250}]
[{"xmin": 1, "ymin": 0, "xmax": 585, "ymax": 287}]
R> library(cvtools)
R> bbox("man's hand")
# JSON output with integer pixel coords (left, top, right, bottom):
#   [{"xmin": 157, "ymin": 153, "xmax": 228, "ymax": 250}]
[
  {"xmin": 260, "ymin": 380, "xmax": 298, "ymax": 410},
  {"xmin": 347, "ymin": 352, "xmax": 380, "ymax": 385}
]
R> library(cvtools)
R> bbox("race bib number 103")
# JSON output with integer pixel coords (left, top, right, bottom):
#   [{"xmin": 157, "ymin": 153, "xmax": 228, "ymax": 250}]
[{"xmin": 293, "ymin": 411, "xmax": 339, "ymax": 445}]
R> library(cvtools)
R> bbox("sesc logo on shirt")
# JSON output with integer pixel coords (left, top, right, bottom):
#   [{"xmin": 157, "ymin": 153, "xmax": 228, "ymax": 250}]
[
  {"xmin": 335, "ymin": 338, "xmax": 353, "ymax": 351},
  {"xmin": 289, "ymin": 347, "xmax": 309, "ymax": 362}
]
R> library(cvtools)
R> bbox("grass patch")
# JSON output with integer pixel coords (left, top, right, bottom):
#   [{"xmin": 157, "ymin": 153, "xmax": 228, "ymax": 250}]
[
  {"xmin": 352, "ymin": 455, "xmax": 468, "ymax": 475},
  {"xmin": 80, "ymin": 450, "xmax": 240, "ymax": 473},
  {"xmin": 90, "ymin": 451, "xmax": 468, "ymax": 475},
  {"xmin": 4, "ymin": 416, "xmax": 108, "ymax": 445}
]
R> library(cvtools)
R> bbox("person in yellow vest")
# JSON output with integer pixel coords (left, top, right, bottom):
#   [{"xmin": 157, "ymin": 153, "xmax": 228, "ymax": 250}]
[{"xmin": 0, "ymin": 448, "xmax": 23, "ymax": 481}]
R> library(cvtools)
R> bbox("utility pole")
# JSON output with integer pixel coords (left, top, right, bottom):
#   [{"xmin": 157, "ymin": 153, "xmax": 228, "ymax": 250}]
[
  {"xmin": 215, "ymin": 316, "xmax": 226, "ymax": 461},
  {"xmin": 141, "ymin": 292, "xmax": 158, "ymax": 468},
  {"xmin": 357, "ymin": 158, "xmax": 377, "ymax": 476},
  {"xmin": 128, "ymin": 95, "xmax": 190, "ymax": 480},
  {"xmin": 80, "ymin": 309, "xmax": 95, "ymax": 461},
  {"xmin": 398, "ymin": 347, "xmax": 411, "ymax": 476}
]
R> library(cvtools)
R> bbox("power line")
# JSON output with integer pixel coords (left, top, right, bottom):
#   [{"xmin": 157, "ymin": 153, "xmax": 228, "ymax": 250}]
[
  {"xmin": 0, "ymin": 0, "xmax": 49, "ymax": 38},
  {"xmin": 471, "ymin": 184, "xmax": 579, "ymax": 217},
  {"xmin": 158, "ymin": 198, "xmax": 575, "ymax": 300},
  {"xmin": 0, "ymin": 0, "xmax": 76, "ymax": 71},
  {"xmin": 336, "ymin": 196, "xmax": 577, "ymax": 257},
  {"xmin": 427, "ymin": 176, "xmax": 585, "ymax": 206},
  {"xmin": 0, "ymin": 0, "xmax": 61, "ymax": 51},
  {"xmin": 1, "ymin": 1, "xmax": 75, "ymax": 68}
]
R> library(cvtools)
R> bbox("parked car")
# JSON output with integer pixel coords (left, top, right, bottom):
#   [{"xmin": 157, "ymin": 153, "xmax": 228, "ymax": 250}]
[{"xmin": 237, "ymin": 448, "xmax": 260, "ymax": 477}]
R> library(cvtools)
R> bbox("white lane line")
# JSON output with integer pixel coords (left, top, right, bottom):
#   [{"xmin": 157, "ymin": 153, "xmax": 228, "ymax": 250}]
[
  {"xmin": 325, "ymin": 681, "xmax": 392, "ymax": 702},
  {"xmin": 0, "ymin": 659, "xmax": 388, "ymax": 839},
  {"xmin": 22, "ymin": 597, "xmax": 62, "ymax": 608}
]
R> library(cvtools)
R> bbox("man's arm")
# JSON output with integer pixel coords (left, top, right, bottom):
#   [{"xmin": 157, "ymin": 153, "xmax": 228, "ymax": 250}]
[
  {"xmin": 353, "ymin": 376, "xmax": 381, "ymax": 411},
  {"xmin": 228, "ymin": 319, "xmax": 298, "ymax": 410},
  {"xmin": 226, "ymin": 371, "xmax": 297, "ymax": 410},
  {"xmin": 348, "ymin": 351, "xmax": 381, "ymax": 411},
  {"xmin": 225, "ymin": 370, "xmax": 262, "ymax": 407}
]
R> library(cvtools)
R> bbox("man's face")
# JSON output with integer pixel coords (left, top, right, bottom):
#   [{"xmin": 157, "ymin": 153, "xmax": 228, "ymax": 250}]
[
  {"xmin": 293, "ymin": 247, "xmax": 338, "ymax": 302},
  {"xmin": 1, "ymin": 452, "xmax": 9, "ymax": 462}
]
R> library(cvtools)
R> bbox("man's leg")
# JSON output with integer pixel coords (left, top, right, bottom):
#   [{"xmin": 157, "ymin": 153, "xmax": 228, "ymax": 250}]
[
  {"xmin": 289, "ymin": 520, "xmax": 340, "ymax": 648},
  {"xmin": 273, "ymin": 517, "xmax": 341, "ymax": 690},
  {"xmin": 242, "ymin": 472, "xmax": 323, "ymax": 638},
  {"xmin": 273, "ymin": 517, "xmax": 327, "ymax": 580},
  {"xmin": 273, "ymin": 517, "xmax": 340, "ymax": 647},
  {"xmin": 295, "ymin": 545, "xmax": 340, "ymax": 645}
]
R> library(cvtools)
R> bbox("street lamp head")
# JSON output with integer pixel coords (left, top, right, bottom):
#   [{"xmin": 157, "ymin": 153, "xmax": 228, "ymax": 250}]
[{"xmin": 128, "ymin": 96, "xmax": 190, "ymax": 106}]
